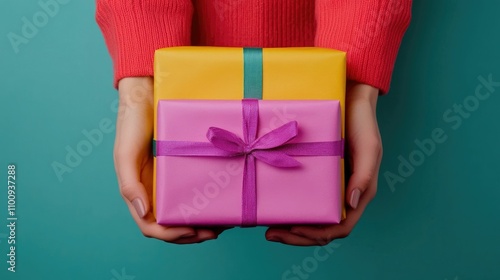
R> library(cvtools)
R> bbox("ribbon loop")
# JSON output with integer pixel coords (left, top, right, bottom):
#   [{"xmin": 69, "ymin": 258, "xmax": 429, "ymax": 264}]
[
  {"xmin": 206, "ymin": 127, "xmax": 247, "ymax": 155},
  {"xmin": 250, "ymin": 121, "xmax": 298, "ymax": 150}
]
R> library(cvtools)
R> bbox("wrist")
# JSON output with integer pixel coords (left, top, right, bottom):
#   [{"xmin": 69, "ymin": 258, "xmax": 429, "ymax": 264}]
[
  {"xmin": 346, "ymin": 81, "xmax": 379, "ymax": 110},
  {"xmin": 118, "ymin": 77, "xmax": 154, "ymax": 110}
]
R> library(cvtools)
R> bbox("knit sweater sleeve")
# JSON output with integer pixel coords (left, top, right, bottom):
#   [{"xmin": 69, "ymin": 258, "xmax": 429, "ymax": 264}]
[
  {"xmin": 95, "ymin": 0, "xmax": 193, "ymax": 88},
  {"xmin": 315, "ymin": 0, "xmax": 412, "ymax": 94}
]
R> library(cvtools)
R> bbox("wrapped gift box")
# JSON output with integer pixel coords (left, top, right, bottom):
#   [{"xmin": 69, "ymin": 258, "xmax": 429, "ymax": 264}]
[
  {"xmin": 153, "ymin": 47, "xmax": 347, "ymax": 224},
  {"xmin": 155, "ymin": 99, "xmax": 343, "ymax": 226}
]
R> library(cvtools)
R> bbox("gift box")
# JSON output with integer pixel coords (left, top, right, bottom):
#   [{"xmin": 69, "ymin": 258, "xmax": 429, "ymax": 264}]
[
  {"xmin": 155, "ymin": 99, "xmax": 343, "ymax": 226},
  {"xmin": 153, "ymin": 47, "xmax": 347, "ymax": 224}
]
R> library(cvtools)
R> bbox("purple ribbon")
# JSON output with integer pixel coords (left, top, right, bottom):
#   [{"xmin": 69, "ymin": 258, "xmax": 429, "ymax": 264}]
[{"xmin": 156, "ymin": 99, "xmax": 344, "ymax": 226}]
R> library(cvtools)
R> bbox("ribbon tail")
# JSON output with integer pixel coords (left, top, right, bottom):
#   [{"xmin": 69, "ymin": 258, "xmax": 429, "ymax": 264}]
[
  {"xmin": 241, "ymin": 154, "xmax": 257, "ymax": 227},
  {"xmin": 252, "ymin": 150, "xmax": 301, "ymax": 168},
  {"xmin": 156, "ymin": 140, "xmax": 240, "ymax": 157},
  {"xmin": 276, "ymin": 141, "xmax": 344, "ymax": 158}
]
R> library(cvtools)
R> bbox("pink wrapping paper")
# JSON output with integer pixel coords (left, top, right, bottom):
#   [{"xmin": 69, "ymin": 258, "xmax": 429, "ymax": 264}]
[{"xmin": 156, "ymin": 99, "xmax": 342, "ymax": 226}]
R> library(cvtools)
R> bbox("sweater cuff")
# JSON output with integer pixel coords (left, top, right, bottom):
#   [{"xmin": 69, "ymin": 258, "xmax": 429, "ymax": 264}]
[
  {"xmin": 315, "ymin": 0, "xmax": 412, "ymax": 94},
  {"xmin": 96, "ymin": 0, "xmax": 193, "ymax": 88}
]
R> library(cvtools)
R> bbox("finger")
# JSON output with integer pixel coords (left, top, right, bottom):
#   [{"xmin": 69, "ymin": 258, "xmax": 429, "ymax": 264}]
[
  {"xmin": 114, "ymin": 105, "xmax": 153, "ymax": 217},
  {"xmin": 345, "ymin": 140, "xmax": 381, "ymax": 209},
  {"xmin": 114, "ymin": 146, "xmax": 151, "ymax": 218},
  {"xmin": 139, "ymin": 155, "xmax": 155, "ymax": 208},
  {"xmin": 290, "ymin": 188, "xmax": 374, "ymax": 242},
  {"xmin": 290, "ymin": 225, "xmax": 340, "ymax": 241},
  {"xmin": 265, "ymin": 228, "xmax": 320, "ymax": 246},
  {"xmin": 345, "ymin": 102, "xmax": 382, "ymax": 209},
  {"xmin": 171, "ymin": 229, "xmax": 219, "ymax": 244},
  {"xmin": 173, "ymin": 227, "xmax": 234, "ymax": 244},
  {"xmin": 127, "ymin": 205, "xmax": 196, "ymax": 241}
]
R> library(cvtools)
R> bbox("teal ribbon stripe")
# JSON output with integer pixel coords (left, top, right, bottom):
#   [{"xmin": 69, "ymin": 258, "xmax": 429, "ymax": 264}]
[{"xmin": 243, "ymin": 48, "xmax": 263, "ymax": 99}]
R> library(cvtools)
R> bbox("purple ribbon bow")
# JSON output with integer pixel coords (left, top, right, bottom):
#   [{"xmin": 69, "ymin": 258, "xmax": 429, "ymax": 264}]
[{"xmin": 156, "ymin": 99, "xmax": 343, "ymax": 226}]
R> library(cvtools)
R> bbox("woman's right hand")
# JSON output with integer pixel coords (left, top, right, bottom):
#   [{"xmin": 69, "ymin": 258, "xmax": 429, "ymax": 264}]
[{"xmin": 114, "ymin": 77, "xmax": 227, "ymax": 244}]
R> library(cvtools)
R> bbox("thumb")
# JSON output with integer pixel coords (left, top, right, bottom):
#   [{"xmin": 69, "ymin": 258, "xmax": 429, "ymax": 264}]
[
  {"xmin": 345, "ymin": 83, "xmax": 382, "ymax": 210},
  {"xmin": 345, "ymin": 126, "xmax": 382, "ymax": 209},
  {"xmin": 114, "ymin": 77, "xmax": 154, "ymax": 219},
  {"xmin": 114, "ymin": 150, "xmax": 151, "ymax": 219}
]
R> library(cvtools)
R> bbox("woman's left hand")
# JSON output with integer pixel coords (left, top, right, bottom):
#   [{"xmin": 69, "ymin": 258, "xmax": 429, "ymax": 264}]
[{"xmin": 265, "ymin": 83, "xmax": 383, "ymax": 246}]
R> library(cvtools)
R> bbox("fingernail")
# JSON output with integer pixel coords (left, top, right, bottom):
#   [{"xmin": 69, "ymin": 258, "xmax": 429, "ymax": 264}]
[
  {"xmin": 132, "ymin": 198, "xmax": 146, "ymax": 218},
  {"xmin": 198, "ymin": 231, "xmax": 215, "ymax": 240},
  {"xmin": 350, "ymin": 189, "xmax": 361, "ymax": 209},
  {"xmin": 180, "ymin": 232, "xmax": 197, "ymax": 238},
  {"xmin": 290, "ymin": 229, "xmax": 302, "ymax": 236},
  {"xmin": 267, "ymin": 236, "xmax": 282, "ymax": 242}
]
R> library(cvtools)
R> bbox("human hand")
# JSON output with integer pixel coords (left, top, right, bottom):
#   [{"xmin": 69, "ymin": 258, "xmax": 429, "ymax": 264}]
[
  {"xmin": 114, "ymin": 77, "xmax": 228, "ymax": 244},
  {"xmin": 265, "ymin": 83, "xmax": 383, "ymax": 246}
]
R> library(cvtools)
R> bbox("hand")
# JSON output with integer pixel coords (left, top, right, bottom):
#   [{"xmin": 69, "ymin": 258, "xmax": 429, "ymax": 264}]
[
  {"xmin": 265, "ymin": 83, "xmax": 383, "ymax": 246},
  {"xmin": 114, "ymin": 77, "xmax": 228, "ymax": 244}
]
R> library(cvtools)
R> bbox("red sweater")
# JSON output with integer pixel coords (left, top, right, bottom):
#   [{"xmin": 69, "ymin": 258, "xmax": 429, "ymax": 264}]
[{"xmin": 96, "ymin": 0, "xmax": 412, "ymax": 93}]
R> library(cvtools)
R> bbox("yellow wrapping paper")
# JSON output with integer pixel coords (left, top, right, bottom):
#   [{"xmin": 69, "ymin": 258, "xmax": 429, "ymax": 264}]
[{"xmin": 153, "ymin": 47, "xmax": 346, "ymax": 221}]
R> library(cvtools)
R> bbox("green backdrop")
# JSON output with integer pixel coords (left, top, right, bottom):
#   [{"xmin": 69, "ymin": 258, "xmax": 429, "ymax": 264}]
[{"xmin": 0, "ymin": 1, "xmax": 498, "ymax": 279}]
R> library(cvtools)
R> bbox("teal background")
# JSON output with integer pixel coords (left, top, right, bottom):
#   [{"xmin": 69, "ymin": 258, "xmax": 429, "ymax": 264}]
[{"xmin": 0, "ymin": 0, "xmax": 498, "ymax": 279}]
